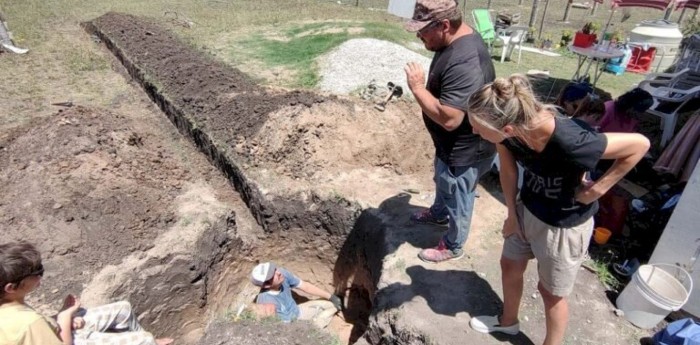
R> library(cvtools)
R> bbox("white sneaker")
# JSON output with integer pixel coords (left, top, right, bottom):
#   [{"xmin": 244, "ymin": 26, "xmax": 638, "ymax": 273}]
[{"xmin": 469, "ymin": 315, "xmax": 520, "ymax": 335}]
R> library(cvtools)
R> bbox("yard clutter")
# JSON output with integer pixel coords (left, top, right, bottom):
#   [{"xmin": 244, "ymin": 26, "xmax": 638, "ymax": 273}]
[
  {"xmin": 0, "ymin": 12, "xmax": 28, "ymax": 54},
  {"xmin": 653, "ymin": 318, "xmax": 700, "ymax": 345},
  {"xmin": 617, "ymin": 264, "xmax": 693, "ymax": 329},
  {"xmin": 654, "ymin": 110, "xmax": 700, "ymax": 182}
]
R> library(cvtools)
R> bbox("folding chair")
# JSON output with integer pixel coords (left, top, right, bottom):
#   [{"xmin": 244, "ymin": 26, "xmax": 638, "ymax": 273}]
[
  {"xmin": 498, "ymin": 25, "xmax": 528, "ymax": 64},
  {"xmin": 471, "ymin": 9, "xmax": 500, "ymax": 52},
  {"xmin": 638, "ymin": 68, "xmax": 700, "ymax": 147}
]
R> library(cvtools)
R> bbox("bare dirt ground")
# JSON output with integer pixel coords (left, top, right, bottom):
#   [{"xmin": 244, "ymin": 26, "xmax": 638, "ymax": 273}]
[{"xmin": 1, "ymin": 10, "xmax": 658, "ymax": 345}]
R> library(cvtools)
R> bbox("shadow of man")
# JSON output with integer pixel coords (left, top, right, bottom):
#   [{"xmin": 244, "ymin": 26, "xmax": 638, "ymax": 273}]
[{"xmin": 332, "ymin": 192, "xmax": 535, "ymax": 344}]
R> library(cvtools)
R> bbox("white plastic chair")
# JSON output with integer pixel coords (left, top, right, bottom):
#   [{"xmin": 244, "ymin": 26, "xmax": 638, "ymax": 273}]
[
  {"xmin": 638, "ymin": 68, "xmax": 700, "ymax": 147},
  {"xmin": 497, "ymin": 25, "xmax": 528, "ymax": 64}
]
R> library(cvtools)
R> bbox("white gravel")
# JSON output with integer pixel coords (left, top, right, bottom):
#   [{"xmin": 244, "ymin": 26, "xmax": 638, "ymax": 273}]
[{"xmin": 317, "ymin": 38, "xmax": 431, "ymax": 95}]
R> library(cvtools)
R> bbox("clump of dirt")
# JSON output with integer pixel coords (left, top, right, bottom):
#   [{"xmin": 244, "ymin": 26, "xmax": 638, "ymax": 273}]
[{"xmin": 197, "ymin": 320, "xmax": 339, "ymax": 345}]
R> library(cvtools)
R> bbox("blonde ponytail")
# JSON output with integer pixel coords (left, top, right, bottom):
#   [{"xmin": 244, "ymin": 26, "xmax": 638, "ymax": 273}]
[{"xmin": 467, "ymin": 74, "xmax": 555, "ymax": 132}]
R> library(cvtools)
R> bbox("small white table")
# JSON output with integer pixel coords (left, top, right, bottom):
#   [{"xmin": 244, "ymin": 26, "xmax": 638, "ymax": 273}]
[{"xmin": 568, "ymin": 44, "xmax": 625, "ymax": 87}]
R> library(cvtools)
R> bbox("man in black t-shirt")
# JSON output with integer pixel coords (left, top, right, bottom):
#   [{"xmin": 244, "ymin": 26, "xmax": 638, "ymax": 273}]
[{"xmin": 404, "ymin": 0, "xmax": 496, "ymax": 263}]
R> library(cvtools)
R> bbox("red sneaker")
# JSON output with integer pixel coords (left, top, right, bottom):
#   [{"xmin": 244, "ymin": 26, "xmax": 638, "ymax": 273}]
[
  {"xmin": 418, "ymin": 239, "xmax": 464, "ymax": 263},
  {"xmin": 410, "ymin": 209, "xmax": 448, "ymax": 225}
]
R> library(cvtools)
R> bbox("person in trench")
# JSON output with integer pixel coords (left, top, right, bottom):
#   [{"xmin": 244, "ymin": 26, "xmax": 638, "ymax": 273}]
[
  {"xmin": 465, "ymin": 74, "xmax": 649, "ymax": 345},
  {"xmin": 247, "ymin": 262, "xmax": 342, "ymax": 329},
  {"xmin": 0, "ymin": 241, "xmax": 174, "ymax": 345}
]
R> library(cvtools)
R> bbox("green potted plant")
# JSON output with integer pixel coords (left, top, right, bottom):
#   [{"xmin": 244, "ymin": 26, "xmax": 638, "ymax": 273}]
[
  {"xmin": 560, "ymin": 29, "xmax": 573, "ymax": 46},
  {"xmin": 573, "ymin": 21, "xmax": 599, "ymax": 47},
  {"xmin": 610, "ymin": 28, "xmax": 625, "ymax": 44}
]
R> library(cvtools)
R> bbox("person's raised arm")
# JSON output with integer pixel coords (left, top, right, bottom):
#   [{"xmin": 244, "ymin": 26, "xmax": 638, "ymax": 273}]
[
  {"xmin": 576, "ymin": 132, "xmax": 649, "ymax": 204},
  {"xmin": 404, "ymin": 62, "xmax": 465, "ymax": 131},
  {"xmin": 497, "ymin": 144, "xmax": 521, "ymax": 238},
  {"xmin": 295, "ymin": 281, "xmax": 331, "ymax": 300}
]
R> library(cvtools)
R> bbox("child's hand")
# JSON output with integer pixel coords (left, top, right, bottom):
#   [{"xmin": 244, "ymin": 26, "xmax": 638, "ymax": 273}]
[
  {"xmin": 72, "ymin": 316, "xmax": 85, "ymax": 330},
  {"xmin": 57, "ymin": 294, "xmax": 81, "ymax": 323}
]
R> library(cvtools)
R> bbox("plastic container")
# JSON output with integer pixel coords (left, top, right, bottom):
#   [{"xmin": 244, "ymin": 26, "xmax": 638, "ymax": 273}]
[
  {"xmin": 629, "ymin": 20, "xmax": 683, "ymax": 72},
  {"xmin": 616, "ymin": 264, "xmax": 692, "ymax": 329},
  {"xmin": 388, "ymin": 0, "xmax": 415, "ymax": 19},
  {"xmin": 605, "ymin": 45, "xmax": 633, "ymax": 76},
  {"xmin": 593, "ymin": 227, "xmax": 612, "ymax": 245},
  {"xmin": 626, "ymin": 46, "xmax": 656, "ymax": 73},
  {"xmin": 573, "ymin": 32, "xmax": 597, "ymax": 48}
]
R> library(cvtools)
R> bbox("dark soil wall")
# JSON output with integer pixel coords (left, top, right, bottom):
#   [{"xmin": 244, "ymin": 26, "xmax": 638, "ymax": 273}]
[{"xmin": 83, "ymin": 13, "xmax": 360, "ymax": 238}]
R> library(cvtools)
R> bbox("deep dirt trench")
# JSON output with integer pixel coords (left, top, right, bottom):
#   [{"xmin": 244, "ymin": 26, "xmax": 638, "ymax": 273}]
[{"xmin": 81, "ymin": 12, "xmax": 403, "ymax": 344}]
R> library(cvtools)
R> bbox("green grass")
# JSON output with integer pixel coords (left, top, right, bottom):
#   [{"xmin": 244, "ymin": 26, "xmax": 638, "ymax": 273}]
[
  {"xmin": 67, "ymin": 47, "xmax": 109, "ymax": 73},
  {"xmin": 586, "ymin": 258, "xmax": 621, "ymax": 290},
  {"xmin": 237, "ymin": 21, "xmax": 413, "ymax": 87}
]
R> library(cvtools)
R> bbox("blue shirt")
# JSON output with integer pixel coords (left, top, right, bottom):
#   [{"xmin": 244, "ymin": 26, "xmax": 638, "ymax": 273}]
[{"xmin": 255, "ymin": 268, "xmax": 301, "ymax": 322}]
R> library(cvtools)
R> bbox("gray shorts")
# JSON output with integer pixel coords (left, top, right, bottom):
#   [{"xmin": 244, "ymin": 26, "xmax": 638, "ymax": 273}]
[{"xmin": 502, "ymin": 202, "xmax": 594, "ymax": 297}]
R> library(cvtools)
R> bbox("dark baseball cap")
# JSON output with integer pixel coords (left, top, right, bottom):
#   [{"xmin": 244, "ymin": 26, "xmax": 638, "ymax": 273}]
[{"xmin": 405, "ymin": 0, "xmax": 460, "ymax": 32}]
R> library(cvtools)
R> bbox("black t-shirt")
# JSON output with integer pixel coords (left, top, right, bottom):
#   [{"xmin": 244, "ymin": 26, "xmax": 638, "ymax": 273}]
[
  {"xmin": 424, "ymin": 32, "xmax": 496, "ymax": 167},
  {"xmin": 502, "ymin": 117, "xmax": 608, "ymax": 227}
]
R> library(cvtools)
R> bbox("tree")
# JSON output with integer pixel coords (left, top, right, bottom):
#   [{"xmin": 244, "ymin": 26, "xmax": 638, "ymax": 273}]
[
  {"xmin": 528, "ymin": 0, "xmax": 540, "ymax": 29},
  {"xmin": 537, "ymin": 0, "xmax": 551, "ymax": 40},
  {"xmin": 562, "ymin": 0, "xmax": 573, "ymax": 22}
]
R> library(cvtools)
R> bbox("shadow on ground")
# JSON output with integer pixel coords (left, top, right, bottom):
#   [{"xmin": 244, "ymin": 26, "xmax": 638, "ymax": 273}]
[{"xmin": 333, "ymin": 192, "xmax": 535, "ymax": 344}]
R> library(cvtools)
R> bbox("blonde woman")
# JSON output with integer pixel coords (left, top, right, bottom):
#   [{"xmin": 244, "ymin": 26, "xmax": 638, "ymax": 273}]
[{"xmin": 465, "ymin": 75, "xmax": 649, "ymax": 345}]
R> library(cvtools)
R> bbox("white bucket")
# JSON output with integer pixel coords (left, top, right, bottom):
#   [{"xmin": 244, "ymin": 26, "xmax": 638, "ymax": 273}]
[{"xmin": 616, "ymin": 264, "xmax": 693, "ymax": 329}]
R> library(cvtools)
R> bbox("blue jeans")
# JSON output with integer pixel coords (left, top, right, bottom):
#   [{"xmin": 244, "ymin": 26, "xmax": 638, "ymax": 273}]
[
  {"xmin": 433, "ymin": 157, "xmax": 495, "ymax": 251},
  {"xmin": 429, "ymin": 157, "xmax": 450, "ymax": 219}
]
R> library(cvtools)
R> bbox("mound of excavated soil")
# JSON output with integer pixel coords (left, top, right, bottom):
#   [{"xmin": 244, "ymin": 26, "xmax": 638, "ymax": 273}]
[
  {"xmin": 87, "ymin": 12, "xmax": 433, "ymax": 219},
  {"xmin": 197, "ymin": 320, "xmax": 338, "ymax": 345},
  {"xmin": 1, "ymin": 106, "xmax": 177, "ymax": 290},
  {"xmin": 0, "ymin": 104, "xmax": 240, "ymax": 334}
]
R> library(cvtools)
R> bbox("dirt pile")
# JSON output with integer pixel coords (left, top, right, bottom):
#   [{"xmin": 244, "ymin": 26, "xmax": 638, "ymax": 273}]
[
  {"xmin": 0, "ymin": 104, "xmax": 242, "ymax": 338},
  {"xmin": 1, "ymin": 105, "xmax": 186, "ymax": 291},
  {"xmin": 86, "ymin": 12, "xmax": 431, "ymax": 195}
]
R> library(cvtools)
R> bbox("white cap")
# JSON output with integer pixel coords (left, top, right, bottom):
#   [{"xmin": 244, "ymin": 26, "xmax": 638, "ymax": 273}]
[{"xmin": 250, "ymin": 262, "xmax": 277, "ymax": 286}]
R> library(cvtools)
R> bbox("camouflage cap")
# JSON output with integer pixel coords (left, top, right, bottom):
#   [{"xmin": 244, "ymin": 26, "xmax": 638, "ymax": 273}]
[{"xmin": 405, "ymin": 0, "xmax": 460, "ymax": 33}]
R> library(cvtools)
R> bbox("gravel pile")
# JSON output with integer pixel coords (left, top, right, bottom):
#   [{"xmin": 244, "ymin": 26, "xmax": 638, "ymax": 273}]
[{"xmin": 317, "ymin": 38, "xmax": 431, "ymax": 95}]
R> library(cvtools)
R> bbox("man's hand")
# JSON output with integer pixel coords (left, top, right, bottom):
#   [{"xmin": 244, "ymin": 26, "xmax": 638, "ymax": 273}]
[
  {"xmin": 404, "ymin": 62, "xmax": 426, "ymax": 92},
  {"xmin": 329, "ymin": 295, "xmax": 343, "ymax": 312},
  {"xmin": 72, "ymin": 316, "xmax": 85, "ymax": 330}
]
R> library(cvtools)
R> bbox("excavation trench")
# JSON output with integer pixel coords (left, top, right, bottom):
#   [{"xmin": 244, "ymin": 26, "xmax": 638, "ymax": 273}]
[{"xmin": 84, "ymin": 12, "xmax": 394, "ymax": 344}]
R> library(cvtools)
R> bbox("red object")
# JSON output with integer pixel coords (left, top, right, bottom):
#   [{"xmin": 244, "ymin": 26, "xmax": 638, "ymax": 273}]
[
  {"xmin": 625, "ymin": 46, "xmax": 656, "ymax": 73},
  {"xmin": 612, "ymin": 0, "xmax": 673, "ymax": 10},
  {"xmin": 677, "ymin": 0, "xmax": 700, "ymax": 10},
  {"xmin": 595, "ymin": 186, "xmax": 631, "ymax": 236},
  {"xmin": 573, "ymin": 32, "xmax": 597, "ymax": 48}
]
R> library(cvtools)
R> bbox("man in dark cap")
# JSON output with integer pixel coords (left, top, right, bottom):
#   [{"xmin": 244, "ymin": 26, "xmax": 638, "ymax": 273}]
[{"xmin": 404, "ymin": 0, "xmax": 496, "ymax": 262}]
